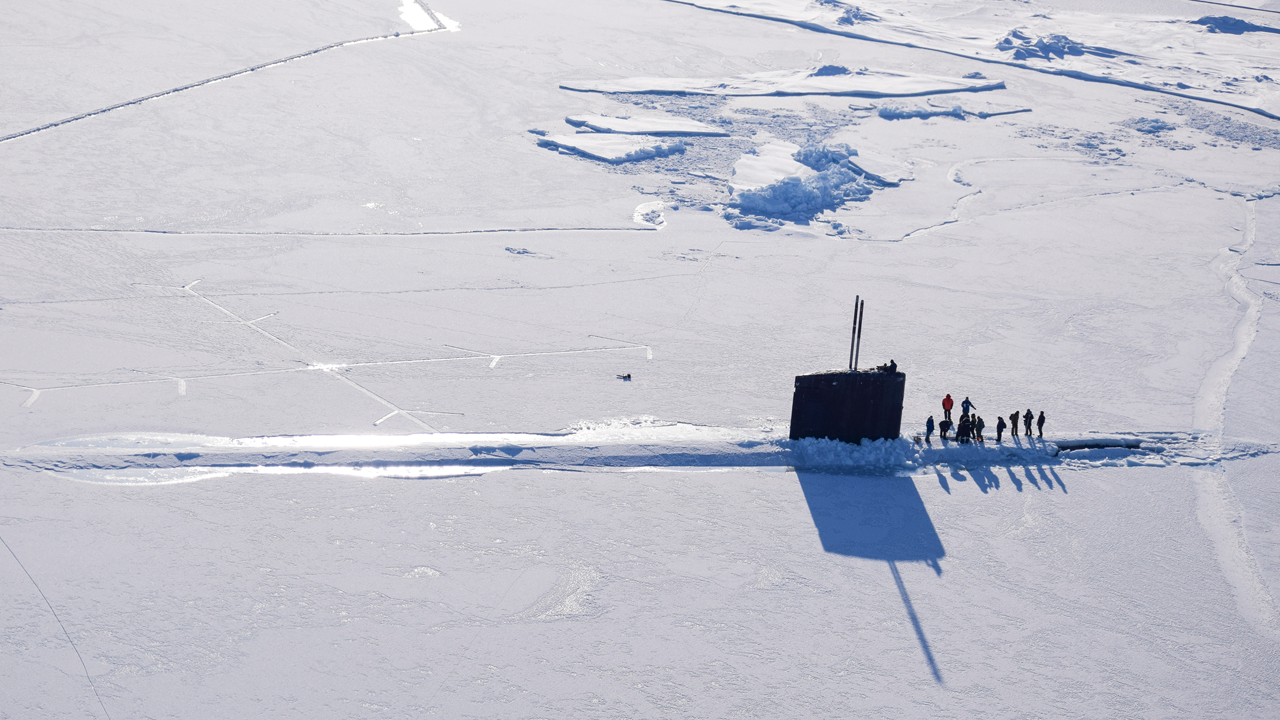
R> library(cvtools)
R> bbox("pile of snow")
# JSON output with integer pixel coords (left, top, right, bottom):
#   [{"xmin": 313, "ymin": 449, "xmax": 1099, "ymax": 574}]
[
  {"xmin": 730, "ymin": 142, "xmax": 906, "ymax": 222},
  {"xmin": 878, "ymin": 104, "xmax": 964, "ymax": 120},
  {"xmin": 561, "ymin": 66, "xmax": 1005, "ymax": 98},
  {"xmin": 996, "ymin": 29, "xmax": 1130, "ymax": 61},
  {"xmin": 1176, "ymin": 103, "xmax": 1280, "ymax": 149},
  {"xmin": 565, "ymin": 114, "xmax": 729, "ymax": 136},
  {"xmin": 1124, "ymin": 117, "xmax": 1176, "ymax": 134},
  {"xmin": 1190, "ymin": 16, "xmax": 1280, "ymax": 36},
  {"xmin": 729, "ymin": 140, "xmax": 814, "ymax": 191},
  {"xmin": 536, "ymin": 134, "xmax": 687, "ymax": 164},
  {"xmin": 733, "ymin": 168, "xmax": 873, "ymax": 221}
]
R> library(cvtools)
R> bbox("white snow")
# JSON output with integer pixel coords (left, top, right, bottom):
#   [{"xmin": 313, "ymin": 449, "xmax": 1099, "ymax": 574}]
[
  {"xmin": 565, "ymin": 113, "xmax": 730, "ymax": 136},
  {"xmin": 2, "ymin": 0, "xmax": 1280, "ymax": 716},
  {"xmin": 562, "ymin": 65, "xmax": 1006, "ymax": 97},
  {"xmin": 398, "ymin": 0, "xmax": 439, "ymax": 32},
  {"xmin": 729, "ymin": 139, "xmax": 813, "ymax": 191},
  {"xmin": 536, "ymin": 133, "xmax": 688, "ymax": 163}
]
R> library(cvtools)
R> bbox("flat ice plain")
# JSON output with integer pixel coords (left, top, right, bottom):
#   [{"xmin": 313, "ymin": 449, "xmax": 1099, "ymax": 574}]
[{"xmin": 2, "ymin": 0, "xmax": 1279, "ymax": 717}]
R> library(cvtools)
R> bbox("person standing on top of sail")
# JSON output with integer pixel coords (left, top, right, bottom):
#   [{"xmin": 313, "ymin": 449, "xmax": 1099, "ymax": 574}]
[
  {"xmin": 961, "ymin": 396, "xmax": 976, "ymax": 416},
  {"xmin": 942, "ymin": 394, "xmax": 954, "ymax": 421}
]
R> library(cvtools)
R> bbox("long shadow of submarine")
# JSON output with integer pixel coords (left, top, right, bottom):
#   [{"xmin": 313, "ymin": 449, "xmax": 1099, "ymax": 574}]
[{"xmin": 798, "ymin": 471, "xmax": 947, "ymax": 684}]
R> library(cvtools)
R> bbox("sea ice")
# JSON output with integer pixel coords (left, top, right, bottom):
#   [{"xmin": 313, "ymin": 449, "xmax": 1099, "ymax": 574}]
[
  {"xmin": 535, "ymin": 134, "xmax": 687, "ymax": 164},
  {"xmin": 565, "ymin": 114, "xmax": 729, "ymax": 136},
  {"xmin": 729, "ymin": 140, "xmax": 814, "ymax": 191},
  {"xmin": 561, "ymin": 66, "xmax": 1005, "ymax": 98}
]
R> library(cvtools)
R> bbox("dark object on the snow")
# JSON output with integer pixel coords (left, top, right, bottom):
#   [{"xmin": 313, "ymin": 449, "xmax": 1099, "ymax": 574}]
[
  {"xmin": 939, "ymin": 418, "xmax": 952, "ymax": 440},
  {"xmin": 789, "ymin": 369, "xmax": 906, "ymax": 444},
  {"xmin": 1010, "ymin": 410, "xmax": 1020, "ymax": 436},
  {"xmin": 793, "ymin": 298, "xmax": 904, "ymax": 444},
  {"xmin": 1037, "ymin": 410, "xmax": 1046, "ymax": 438},
  {"xmin": 976, "ymin": 416, "xmax": 985, "ymax": 443},
  {"xmin": 925, "ymin": 415, "xmax": 934, "ymax": 444},
  {"xmin": 996, "ymin": 416, "xmax": 1006, "ymax": 442},
  {"xmin": 1024, "ymin": 408, "xmax": 1034, "ymax": 436},
  {"xmin": 617, "ymin": 374, "xmax": 631, "ymax": 381}
]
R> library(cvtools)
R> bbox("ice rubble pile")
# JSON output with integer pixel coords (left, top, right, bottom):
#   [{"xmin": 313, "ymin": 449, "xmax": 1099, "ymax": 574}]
[
  {"xmin": 996, "ymin": 29, "xmax": 1130, "ymax": 61},
  {"xmin": 1123, "ymin": 117, "xmax": 1177, "ymax": 134},
  {"xmin": 1190, "ymin": 16, "xmax": 1280, "ymax": 36},
  {"xmin": 731, "ymin": 143, "xmax": 899, "ymax": 222},
  {"xmin": 878, "ymin": 104, "xmax": 964, "ymax": 120}
]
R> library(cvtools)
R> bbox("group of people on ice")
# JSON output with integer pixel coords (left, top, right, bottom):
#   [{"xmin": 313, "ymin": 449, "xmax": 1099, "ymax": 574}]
[{"xmin": 923, "ymin": 394, "xmax": 1045, "ymax": 445}]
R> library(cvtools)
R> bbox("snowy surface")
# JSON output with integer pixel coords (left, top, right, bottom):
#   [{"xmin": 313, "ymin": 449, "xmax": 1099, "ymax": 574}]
[
  {"xmin": 536, "ymin": 133, "xmax": 688, "ymax": 164},
  {"xmin": 563, "ymin": 65, "xmax": 1006, "ymax": 97},
  {"xmin": 565, "ymin": 114, "xmax": 730, "ymax": 136},
  {"xmin": 2, "ymin": 0, "xmax": 1280, "ymax": 717}
]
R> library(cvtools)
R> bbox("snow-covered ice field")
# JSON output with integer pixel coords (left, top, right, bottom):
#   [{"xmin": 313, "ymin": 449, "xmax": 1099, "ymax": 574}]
[{"xmin": 2, "ymin": 0, "xmax": 1280, "ymax": 717}]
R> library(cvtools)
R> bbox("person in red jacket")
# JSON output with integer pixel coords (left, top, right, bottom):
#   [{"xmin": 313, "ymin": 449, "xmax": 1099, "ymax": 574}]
[{"xmin": 942, "ymin": 394, "xmax": 954, "ymax": 421}]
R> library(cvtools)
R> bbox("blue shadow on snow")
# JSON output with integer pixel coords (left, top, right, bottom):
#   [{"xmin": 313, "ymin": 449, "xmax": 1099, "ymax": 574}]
[{"xmin": 796, "ymin": 472, "xmax": 946, "ymax": 684}]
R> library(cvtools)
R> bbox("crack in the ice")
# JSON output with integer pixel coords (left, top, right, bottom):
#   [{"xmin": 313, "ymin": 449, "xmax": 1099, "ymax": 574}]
[
  {"xmin": 0, "ymin": 25, "xmax": 451, "ymax": 146},
  {"xmin": 1, "ymin": 533, "xmax": 113, "ymax": 720}
]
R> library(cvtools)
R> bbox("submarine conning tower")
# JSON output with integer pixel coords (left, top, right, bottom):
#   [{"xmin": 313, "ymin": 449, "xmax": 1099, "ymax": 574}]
[
  {"xmin": 788, "ymin": 368, "xmax": 906, "ymax": 443},
  {"xmin": 788, "ymin": 295, "xmax": 904, "ymax": 444}
]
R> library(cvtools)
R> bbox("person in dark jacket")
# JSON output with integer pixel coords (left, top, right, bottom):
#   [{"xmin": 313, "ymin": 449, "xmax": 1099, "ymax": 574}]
[
  {"xmin": 1037, "ymin": 410, "xmax": 1046, "ymax": 438},
  {"xmin": 925, "ymin": 416, "xmax": 935, "ymax": 444},
  {"xmin": 1024, "ymin": 408, "xmax": 1034, "ymax": 437},
  {"xmin": 939, "ymin": 418, "xmax": 952, "ymax": 441},
  {"xmin": 1010, "ymin": 410, "xmax": 1020, "ymax": 437},
  {"xmin": 942, "ymin": 394, "xmax": 954, "ymax": 421},
  {"xmin": 962, "ymin": 397, "xmax": 976, "ymax": 416},
  {"xmin": 996, "ymin": 415, "xmax": 1007, "ymax": 442},
  {"xmin": 975, "ymin": 416, "xmax": 985, "ymax": 443}
]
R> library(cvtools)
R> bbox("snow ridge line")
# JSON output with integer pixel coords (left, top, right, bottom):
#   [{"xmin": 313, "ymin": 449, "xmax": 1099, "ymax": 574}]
[
  {"xmin": 1194, "ymin": 469, "xmax": 1280, "ymax": 636},
  {"xmin": 1193, "ymin": 199, "xmax": 1261, "ymax": 435},
  {"xmin": 656, "ymin": 0, "xmax": 1280, "ymax": 122},
  {"xmin": 0, "ymin": 28, "xmax": 446, "ymax": 146},
  {"xmin": 1189, "ymin": 0, "xmax": 1280, "ymax": 16},
  {"xmin": 0, "ymin": 226, "xmax": 658, "ymax": 236},
  {"xmin": 0, "ymin": 533, "xmax": 112, "ymax": 720}
]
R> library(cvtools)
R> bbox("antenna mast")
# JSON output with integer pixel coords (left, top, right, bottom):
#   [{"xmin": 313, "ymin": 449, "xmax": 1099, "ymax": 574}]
[
  {"xmin": 853, "ymin": 299, "xmax": 865, "ymax": 371},
  {"xmin": 848, "ymin": 295, "xmax": 859, "ymax": 370}
]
